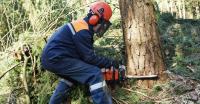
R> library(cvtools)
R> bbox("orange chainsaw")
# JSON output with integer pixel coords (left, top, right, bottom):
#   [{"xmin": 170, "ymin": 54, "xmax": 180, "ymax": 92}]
[
  {"xmin": 101, "ymin": 65, "xmax": 126, "ymax": 82},
  {"xmin": 101, "ymin": 65, "xmax": 158, "ymax": 82}
]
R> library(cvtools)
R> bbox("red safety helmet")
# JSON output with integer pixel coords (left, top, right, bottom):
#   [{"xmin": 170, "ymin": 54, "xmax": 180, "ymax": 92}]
[{"xmin": 89, "ymin": 1, "xmax": 112, "ymax": 25}]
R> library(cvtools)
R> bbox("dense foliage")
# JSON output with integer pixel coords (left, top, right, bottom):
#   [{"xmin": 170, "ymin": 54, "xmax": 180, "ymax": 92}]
[
  {"xmin": 159, "ymin": 12, "xmax": 200, "ymax": 80},
  {"xmin": 0, "ymin": 0, "xmax": 123, "ymax": 103}
]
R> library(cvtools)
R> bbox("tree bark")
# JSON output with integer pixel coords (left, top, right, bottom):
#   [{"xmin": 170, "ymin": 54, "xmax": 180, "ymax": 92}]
[{"xmin": 119, "ymin": 0, "xmax": 167, "ymax": 88}]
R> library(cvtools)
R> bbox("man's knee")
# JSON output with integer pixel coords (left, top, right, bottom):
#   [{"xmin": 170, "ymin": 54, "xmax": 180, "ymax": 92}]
[
  {"xmin": 93, "ymin": 67, "xmax": 102, "ymax": 76},
  {"xmin": 88, "ymin": 66, "xmax": 104, "ymax": 84}
]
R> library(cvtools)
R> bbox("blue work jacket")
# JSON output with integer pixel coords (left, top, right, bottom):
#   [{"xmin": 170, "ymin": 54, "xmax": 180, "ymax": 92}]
[{"xmin": 41, "ymin": 18, "xmax": 113, "ymax": 69}]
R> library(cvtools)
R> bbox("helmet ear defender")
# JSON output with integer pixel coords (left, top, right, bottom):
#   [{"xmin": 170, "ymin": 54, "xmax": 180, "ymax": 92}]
[{"xmin": 89, "ymin": 14, "xmax": 99, "ymax": 25}]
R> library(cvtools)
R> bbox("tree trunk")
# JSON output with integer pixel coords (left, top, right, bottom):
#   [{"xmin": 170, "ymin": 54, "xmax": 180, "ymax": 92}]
[
  {"xmin": 198, "ymin": 2, "xmax": 200, "ymax": 19},
  {"xmin": 167, "ymin": 0, "xmax": 170, "ymax": 12},
  {"xmin": 196, "ymin": 2, "xmax": 200, "ymax": 19},
  {"xmin": 20, "ymin": 0, "xmax": 38, "ymax": 31},
  {"xmin": 178, "ymin": 0, "xmax": 182, "ymax": 18},
  {"xmin": 170, "ymin": 0, "xmax": 174, "ymax": 16},
  {"xmin": 182, "ymin": 0, "xmax": 186, "ymax": 19},
  {"xmin": 119, "ymin": 0, "xmax": 167, "ymax": 88}
]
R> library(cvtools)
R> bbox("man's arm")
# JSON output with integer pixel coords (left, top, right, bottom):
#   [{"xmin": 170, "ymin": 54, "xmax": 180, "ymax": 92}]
[{"xmin": 72, "ymin": 30, "xmax": 113, "ymax": 68}]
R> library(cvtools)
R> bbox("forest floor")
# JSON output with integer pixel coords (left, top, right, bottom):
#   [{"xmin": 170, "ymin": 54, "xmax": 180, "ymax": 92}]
[
  {"xmin": 141, "ymin": 18, "xmax": 200, "ymax": 104},
  {"xmin": 111, "ymin": 71, "xmax": 200, "ymax": 104}
]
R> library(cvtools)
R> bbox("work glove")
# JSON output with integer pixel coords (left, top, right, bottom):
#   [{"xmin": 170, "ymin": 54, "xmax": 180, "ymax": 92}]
[
  {"xmin": 119, "ymin": 65, "xmax": 126, "ymax": 81},
  {"xmin": 112, "ymin": 59, "xmax": 124, "ymax": 69}
]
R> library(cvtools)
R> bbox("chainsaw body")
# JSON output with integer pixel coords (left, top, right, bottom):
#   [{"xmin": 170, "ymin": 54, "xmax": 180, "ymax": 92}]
[{"xmin": 101, "ymin": 65, "xmax": 126, "ymax": 82}]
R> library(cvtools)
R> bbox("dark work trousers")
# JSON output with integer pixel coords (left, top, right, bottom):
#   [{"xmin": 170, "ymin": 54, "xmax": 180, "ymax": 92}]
[{"xmin": 41, "ymin": 57, "xmax": 112, "ymax": 104}]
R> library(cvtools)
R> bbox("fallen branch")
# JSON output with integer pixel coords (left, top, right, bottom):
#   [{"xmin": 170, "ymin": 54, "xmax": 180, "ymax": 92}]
[
  {"xmin": 112, "ymin": 97, "xmax": 129, "ymax": 104},
  {"xmin": 112, "ymin": 97, "xmax": 120, "ymax": 104},
  {"xmin": 117, "ymin": 99, "xmax": 129, "ymax": 104},
  {"xmin": 22, "ymin": 56, "xmax": 30, "ymax": 104},
  {"xmin": 154, "ymin": 97, "xmax": 174, "ymax": 103},
  {"xmin": 0, "ymin": 62, "xmax": 23, "ymax": 80},
  {"xmin": 32, "ymin": 56, "xmax": 37, "ymax": 85},
  {"xmin": 187, "ymin": 66, "xmax": 195, "ymax": 73},
  {"xmin": 122, "ymin": 87, "xmax": 155, "ymax": 100}
]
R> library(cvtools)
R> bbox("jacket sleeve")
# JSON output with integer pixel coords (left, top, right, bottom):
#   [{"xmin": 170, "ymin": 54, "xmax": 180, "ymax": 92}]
[{"xmin": 72, "ymin": 30, "xmax": 113, "ymax": 68}]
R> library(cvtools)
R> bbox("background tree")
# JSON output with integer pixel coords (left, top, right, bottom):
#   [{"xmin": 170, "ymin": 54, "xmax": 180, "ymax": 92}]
[{"xmin": 156, "ymin": 0, "xmax": 200, "ymax": 19}]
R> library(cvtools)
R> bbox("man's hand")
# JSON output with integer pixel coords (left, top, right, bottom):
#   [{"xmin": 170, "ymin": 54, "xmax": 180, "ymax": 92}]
[{"xmin": 112, "ymin": 60, "xmax": 119, "ymax": 69}]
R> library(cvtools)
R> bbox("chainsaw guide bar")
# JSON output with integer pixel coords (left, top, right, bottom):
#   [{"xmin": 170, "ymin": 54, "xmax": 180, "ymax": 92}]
[{"xmin": 126, "ymin": 75, "xmax": 158, "ymax": 79}]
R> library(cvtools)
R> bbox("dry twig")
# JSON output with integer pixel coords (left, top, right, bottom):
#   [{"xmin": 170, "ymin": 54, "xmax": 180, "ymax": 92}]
[
  {"xmin": 112, "ymin": 97, "xmax": 129, "ymax": 104},
  {"xmin": 0, "ymin": 62, "xmax": 23, "ymax": 80},
  {"xmin": 122, "ymin": 87, "xmax": 155, "ymax": 100}
]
